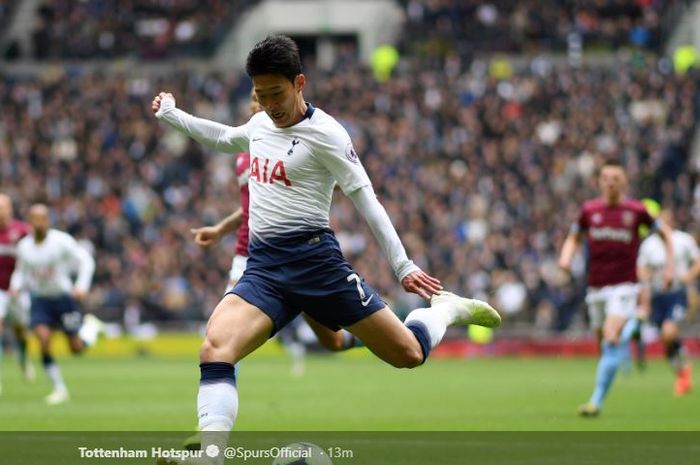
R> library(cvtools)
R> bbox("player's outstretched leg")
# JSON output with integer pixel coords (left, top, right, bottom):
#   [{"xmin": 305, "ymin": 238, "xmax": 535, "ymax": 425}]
[{"xmin": 349, "ymin": 291, "xmax": 500, "ymax": 369}]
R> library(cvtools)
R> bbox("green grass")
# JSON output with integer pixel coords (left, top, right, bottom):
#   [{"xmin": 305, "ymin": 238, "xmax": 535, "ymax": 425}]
[
  {"xmin": 0, "ymin": 347, "xmax": 698, "ymax": 431},
  {"xmin": 1, "ymin": 347, "xmax": 699, "ymax": 464}
]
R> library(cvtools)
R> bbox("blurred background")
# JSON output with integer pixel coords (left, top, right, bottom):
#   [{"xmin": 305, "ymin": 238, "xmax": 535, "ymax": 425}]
[{"xmin": 1, "ymin": 0, "xmax": 699, "ymax": 355}]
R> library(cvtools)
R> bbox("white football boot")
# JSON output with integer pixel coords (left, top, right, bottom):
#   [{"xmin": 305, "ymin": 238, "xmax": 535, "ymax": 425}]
[{"xmin": 431, "ymin": 291, "xmax": 501, "ymax": 328}]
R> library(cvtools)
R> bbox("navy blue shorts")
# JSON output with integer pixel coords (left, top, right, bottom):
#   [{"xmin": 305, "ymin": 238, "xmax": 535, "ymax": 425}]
[
  {"xmin": 30, "ymin": 294, "xmax": 83, "ymax": 335},
  {"xmin": 230, "ymin": 231, "xmax": 385, "ymax": 335},
  {"xmin": 650, "ymin": 289, "xmax": 687, "ymax": 328}
]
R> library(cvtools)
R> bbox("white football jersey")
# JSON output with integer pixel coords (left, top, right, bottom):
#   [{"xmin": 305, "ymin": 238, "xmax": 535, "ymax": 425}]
[
  {"xmin": 638, "ymin": 230, "xmax": 700, "ymax": 292},
  {"xmin": 10, "ymin": 229, "xmax": 95, "ymax": 297},
  {"xmin": 210, "ymin": 105, "xmax": 371, "ymax": 245}
]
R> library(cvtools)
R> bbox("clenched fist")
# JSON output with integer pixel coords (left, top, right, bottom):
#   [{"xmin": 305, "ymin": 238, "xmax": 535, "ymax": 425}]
[{"xmin": 152, "ymin": 92, "xmax": 176, "ymax": 116}]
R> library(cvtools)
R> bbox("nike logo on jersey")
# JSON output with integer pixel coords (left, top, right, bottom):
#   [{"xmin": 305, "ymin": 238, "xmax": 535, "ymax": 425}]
[
  {"xmin": 251, "ymin": 137, "xmax": 263, "ymax": 142},
  {"xmin": 361, "ymin": 295, "xmax": 374, "ymax": 307},
  {"xmin": 287, "ymin": 138, "xmax": 300, "ymax": 156}
]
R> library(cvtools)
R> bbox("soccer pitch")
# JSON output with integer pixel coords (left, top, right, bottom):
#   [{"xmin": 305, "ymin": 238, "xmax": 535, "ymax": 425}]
[
  {"xmin": 1, "ymin": 339, "xmax": 699, "ymax": 464},
  {"xmin": 1, "ymin": 339, "xmax": 698, "ymax": 431}
]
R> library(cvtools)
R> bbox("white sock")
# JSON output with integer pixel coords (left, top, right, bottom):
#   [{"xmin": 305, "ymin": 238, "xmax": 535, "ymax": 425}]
[
  {"xmin": 404, "ymin": 307, "xmax": 450, "ymax": 349},
  {"xmin": 45, "ymin": 362, "xmax": 68, "ymax": 393},
  {"xmin": 286, "ymin": 342, "xmax": 305, "ymax": 373},
  {"xmin": 198, "ymin": 381, "xmax": 238, "ymax": 465},
  {"xmin": 78, "ymin": 315, "xmax": 100, "ymax": 347}
]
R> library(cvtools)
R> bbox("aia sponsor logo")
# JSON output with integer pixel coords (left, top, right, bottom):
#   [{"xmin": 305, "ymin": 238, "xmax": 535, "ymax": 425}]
[{"xmin": 249, "ymin": 156, "xmax": 292, "ymax": 186}]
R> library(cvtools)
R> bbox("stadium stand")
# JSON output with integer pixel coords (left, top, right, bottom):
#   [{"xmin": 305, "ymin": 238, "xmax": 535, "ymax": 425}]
[
  {"xmin": 30, "ymin": 0, "xmax": 257, "ymax": 59},
  {"xmin": 0, "ymin": 0, "xmax": 17, "ymax": 37},
  {"xmin": 0, "ymin": 0, "xmax": 698, "ymax": 335},
  {"xmin": 397, "ymin": 0, "xmax": 683, "ymax": 63}
]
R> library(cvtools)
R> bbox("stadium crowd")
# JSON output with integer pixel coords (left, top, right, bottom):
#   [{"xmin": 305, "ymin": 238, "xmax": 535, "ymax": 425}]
[
  {"xmin": 399, "ymin": 0, "xmax": 679, "ymax": 62},
  {"xmin": 0, "ymin": 0, "xmax": 678, "ymax": 61},
  {"xmin": 28, "ymin": 0, "xmax": 255, "ymax": 59},
  {"xmin": 1, "ymin": 0, "xmax": 698, "ymax": 331},
  {"xmin": 1, "ymin": 46, "xmax": 697, "ymax": 330},
  {"xmin": 0, "ymin": 0, "xmax": 17, "ymax": 35}
]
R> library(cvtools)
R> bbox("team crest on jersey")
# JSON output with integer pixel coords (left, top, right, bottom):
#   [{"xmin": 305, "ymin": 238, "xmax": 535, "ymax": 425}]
[
  {"xmin": 345, "ymin": 142, "xmax": 359, "ymax": 163},
  {"xmin": 622, "ymin": 211, "xmax": 634, "ymax": 226},
  {"xmin": 287, "ymin": 138, "xmax": 301, "ymax": 156},
  {"xmin": 591, "ymin": 213, "xmax": 602, "ymax": 224}
]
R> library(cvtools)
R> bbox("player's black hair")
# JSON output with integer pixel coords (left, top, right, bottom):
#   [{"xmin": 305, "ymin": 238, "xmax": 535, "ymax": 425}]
[{"xmin": 246, "ymin": 35, "xmax": 302, "ymax": 83}]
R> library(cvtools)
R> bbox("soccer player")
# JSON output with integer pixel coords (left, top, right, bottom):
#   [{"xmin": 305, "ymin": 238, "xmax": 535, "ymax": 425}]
[
  {"xmin": 637, "ymin": 209, "xmax": 700, "ymax": 396},
  {"xmin": 152, "ymin": 35, "xmax": 500, "ymax": 459},
  {"xmin": 9, "ymin": 204, "xmax": 103, "ymax": 405},
  {"xmin": 189, "ymin": 91, "xmax": 360, "ymax": 362},
  {"xmin": 0, "ymin": 193, "xmax": 34, "ymax": 395},
  {"xmin": 559, "ymin": 160, "xmax": 674, "ymax": 417}
]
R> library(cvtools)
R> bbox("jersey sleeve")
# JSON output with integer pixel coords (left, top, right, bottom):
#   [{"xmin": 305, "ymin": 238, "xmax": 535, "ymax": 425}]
[
  {"xmin": 157, "ymin": 105, "xmax": 250, "ymax": 153},
  {"xmin": 314, "ymin": 122, "xmax": 371, "ymax": 195},
  {"xmin": 60, "ymin": 233, "xmax": 96, "ymax": 293}
]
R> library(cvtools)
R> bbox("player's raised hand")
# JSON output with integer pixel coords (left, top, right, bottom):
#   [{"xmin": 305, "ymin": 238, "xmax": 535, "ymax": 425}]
[
  {"xmin": 401, "ymin": 270, "xmax": 442, "ymax": 300},
  {"xmin": 190, "ymin": 226, "xmax": 222, "ymax": 248},
  {"xmin": 152, "ymin": 92, "xmax": 176, "ymax": 115}
]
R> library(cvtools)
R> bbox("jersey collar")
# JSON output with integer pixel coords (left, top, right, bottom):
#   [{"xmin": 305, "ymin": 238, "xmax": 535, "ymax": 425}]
[{"xmin": 303, "ymin": 102, "xmax": 315, "ymax": 120}]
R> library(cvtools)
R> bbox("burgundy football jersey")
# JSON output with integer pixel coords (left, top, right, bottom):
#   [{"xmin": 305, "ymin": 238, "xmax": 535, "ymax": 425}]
[{"xmin": 577, "ymin": 197, "xmax": 655, "ymax": 287}]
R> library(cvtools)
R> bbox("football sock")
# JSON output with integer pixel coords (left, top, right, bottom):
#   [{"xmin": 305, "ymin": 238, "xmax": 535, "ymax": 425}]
[
  {"xmin": 198, "ymin": 362, "xmax": 238, "ymax": 465},
  {"xmin": 42, "ymin": 354, "xmax": 67, "ymax": 393},
  {"xmin": 590, "ymin": 342, "xmax": 623, "ymax": 408},
  {"xmin": 620, "ymin": 318, "xmax": 638, "ymax": 343},
  {"xmin": 286, "ymin": 341, "xmax": 305, "ymax": 376},
  {"xmin": 404, "ymin": 307, "xmax": 448, "ymax": 363},
  {"xmin": 78, "ymin": 316, "xmax": 100, "ymax": 347},
  {"xmin": 666, "ymin": 339, "xmax": 686, "ymax": 372},
  {"xmin": 340, "ymin": 330, "xmax": 363, "ymax": 350}
]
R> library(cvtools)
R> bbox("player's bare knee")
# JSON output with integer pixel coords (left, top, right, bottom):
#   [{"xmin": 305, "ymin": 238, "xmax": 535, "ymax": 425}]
[
  {"xmin": 199, "ymin": 337, "xmax": 234, "ymax": 363},
  {"xmin": 389, "ymin": 346, "xmax": 423, "ymax": 369}
]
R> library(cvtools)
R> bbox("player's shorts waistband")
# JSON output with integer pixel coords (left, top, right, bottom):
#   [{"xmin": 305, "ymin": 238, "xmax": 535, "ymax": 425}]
[{"xmin": 248, "ymin": 228, "xmax": 339, "ymax": 266}]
